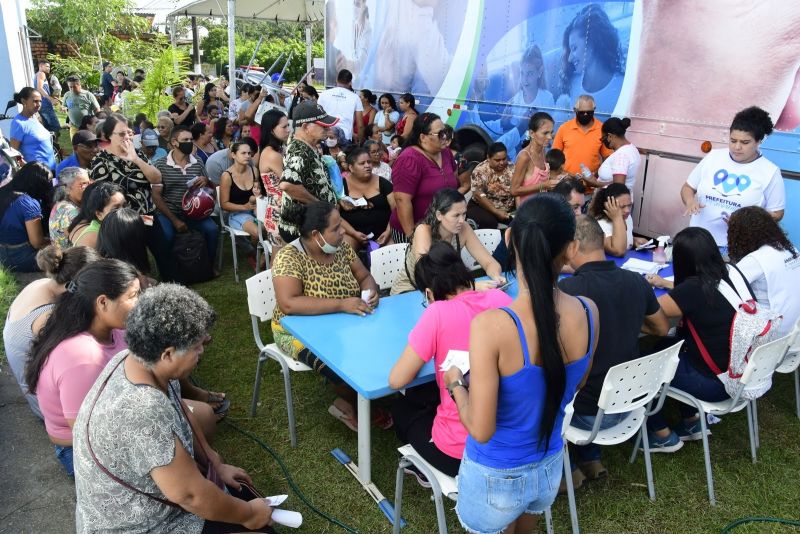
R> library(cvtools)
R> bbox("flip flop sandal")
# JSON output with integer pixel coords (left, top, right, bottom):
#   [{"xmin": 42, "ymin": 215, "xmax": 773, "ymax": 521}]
[
  {"xmin": 213, "ymin": 398, "xmax": 230, "ymax": 419},
  {"xmin": 371, "ymin": 408, "xmax": 394, "ymax": 430},
  {"xmin": 579, "ymin": 461, "xmax": 608, "ymax": 480},
  {"xmin": 328, "ymin": 404, "xmax": 358, "ymax": 432}
]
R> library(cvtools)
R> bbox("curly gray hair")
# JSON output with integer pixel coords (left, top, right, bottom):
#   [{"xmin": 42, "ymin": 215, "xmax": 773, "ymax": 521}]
[{"xmin": 125, "ymin": 283, "xmax": 216, "ymax": 366}]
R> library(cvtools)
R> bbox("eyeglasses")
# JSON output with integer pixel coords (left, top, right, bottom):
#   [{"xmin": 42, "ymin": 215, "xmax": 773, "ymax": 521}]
[
  {"xmin": 427, "ymin": 130, "xmax": 449, "ymax": 140},
  {"xmin": 112, "ymin": 130, "xmax": 133, "ymax": 138}
]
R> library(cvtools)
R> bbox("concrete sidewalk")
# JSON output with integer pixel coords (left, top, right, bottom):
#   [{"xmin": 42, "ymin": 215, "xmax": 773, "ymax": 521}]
[{"xmin": 0, "ymin": 362, "xmax": 75, "ymax": 534}]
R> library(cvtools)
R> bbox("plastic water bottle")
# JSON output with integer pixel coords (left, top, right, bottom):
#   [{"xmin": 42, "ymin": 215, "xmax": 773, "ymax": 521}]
[
  {"xmin": 653, "ymin": 236, "xmax": 669, "ymax": 264},
  {"xmin": 579, "ymin": 163, "xmax": 592, "ymax": 179}
]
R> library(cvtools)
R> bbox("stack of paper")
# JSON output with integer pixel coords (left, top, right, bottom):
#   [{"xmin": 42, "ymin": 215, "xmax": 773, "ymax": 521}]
[{"xmin": 621, "ymin": 258, "xmax": 666, "ymax": 275}]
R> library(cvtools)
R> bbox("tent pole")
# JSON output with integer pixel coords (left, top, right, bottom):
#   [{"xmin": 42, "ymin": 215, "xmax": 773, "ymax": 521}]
[
  {"xmin": 227, "ymin": 0, "xmax": 236, "ymax": 101},
  {"xmin": 305, "ymin": 23, "xmax": 312, "ymax": 82}
]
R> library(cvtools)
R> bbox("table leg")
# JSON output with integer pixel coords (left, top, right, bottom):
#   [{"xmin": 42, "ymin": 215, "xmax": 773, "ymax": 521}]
[{"xmin": 357, "ymin": 393, "xmax": 371, "ymax": 483}]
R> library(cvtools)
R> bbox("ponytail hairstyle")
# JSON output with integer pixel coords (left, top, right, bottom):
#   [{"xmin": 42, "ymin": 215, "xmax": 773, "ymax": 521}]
[
  {"xmin": 297, "ymin": 201, "xmax": 337, "ymax": 239},
  {"xmin": 601, "ymin": 117, "xmax": 632, "ymax": 138},
  {"xmin": 25, "ymin": 259, "xmax": 140, "ymax": 394},
  {"xmin": 414, "ymin": 240, "xmax": 474, "ymax": 301},
  {"xmin": 400, "ymin": 92, "xmax": 416, "ymax": 111},
  {"xmin": 506, "ymin": 193, "xmax": 576, "ymax": 446},
  {"xmin": 730, "ymin": 106, "xmax": 773, "ymax": 142},
  {"xmin": 13, "ymin": 87, "xmax": 37, "ymax": 104},
  {"xmin": 588, "ymin": 182, "xmax": 630, "ymax": 220},
  {"xmin": 406, "ymin": 112, "xmax": 440, "ymax": 149},
  {"xmin": 35, "ymin": 245, "xmax": 101, "ymax": 284}
]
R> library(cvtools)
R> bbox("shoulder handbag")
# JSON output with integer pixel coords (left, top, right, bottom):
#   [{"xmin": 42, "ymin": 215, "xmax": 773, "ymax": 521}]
[{"xmin": 172, "ymin": 230, "xmax": 214, "ymax": 285}]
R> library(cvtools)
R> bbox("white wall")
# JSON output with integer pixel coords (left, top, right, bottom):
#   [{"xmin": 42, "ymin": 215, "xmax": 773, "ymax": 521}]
[{"xmin": 0, "ymin": 0, "xmax": 33, "ymax": 138}]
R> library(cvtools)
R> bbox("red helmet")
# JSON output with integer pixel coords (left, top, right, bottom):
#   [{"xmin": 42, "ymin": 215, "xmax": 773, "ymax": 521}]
[{"xmin": 182, "ymin": 187, "xmax": 215, "ymax": 220}]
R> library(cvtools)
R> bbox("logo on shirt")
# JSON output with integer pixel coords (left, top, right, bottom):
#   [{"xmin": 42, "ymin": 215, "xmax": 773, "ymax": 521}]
[{"xmin": 713, "ymin": 168, "xmax": 751, "ymax": 196}]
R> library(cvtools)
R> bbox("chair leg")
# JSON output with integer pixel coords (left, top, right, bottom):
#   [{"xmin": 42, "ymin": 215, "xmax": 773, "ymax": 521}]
[
  {"xmin": 255, "ymin": 245, "xmax": 261, "ymax": 274},
  {"xmin": 746, "ymin": 403, "xmax": 757, "ymax": 464},
  {"xmin": 249, "ymin": 355, "xmax": 266, "ymax": 417},
  {"xmin": 231, "ymin": 234, "xmax": 239, "ymax": 283},
  {"xmin": 562, "ymin": 444, "xmax": 580, "ymax": 534},
  {"xmin": 544, "ymin": 507, "xmax": 554, "ymax": 534},
  {"xmin": 282, "ymin": 362, "xmax": 298, "ymax": 448},
  {"xmin": 697, "ymin": 410, "xmax": 716, "ymax": 505},
  {"xmin": 640, "ymin": 424, "xmax": 656, "ymax": 501},
  {"xmin": 630, "ymin": 431, "xmax": 643, "ymax": 464},
  {"xmin": 752, "ymin": 400, "xmax": 760, "ymax": 450},
  {"xmin": 795, "ymin": 368, "xmax": 800, "ymax": 420},
  {"xmin": 393, "ymin": 458, "xmax": 408, "ymax": 534},
  {"xmin": 217, "ymin": 230, "xmax": 225, "ymax": 270}
]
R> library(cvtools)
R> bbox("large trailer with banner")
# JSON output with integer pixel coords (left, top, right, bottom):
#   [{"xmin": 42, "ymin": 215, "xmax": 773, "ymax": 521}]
[{"xmin": 324, "ymin": 0, "xmax": 800, "ymax": 241}]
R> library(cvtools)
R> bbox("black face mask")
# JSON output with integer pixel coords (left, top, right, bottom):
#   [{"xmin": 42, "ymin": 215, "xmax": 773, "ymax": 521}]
[
  {"xmin": 576, "ymin": 110, "xmax": 594, "ymax": 125},
  {"xmin": 177, "ymin": 141, "xmax": 194, "ymax": 155}
]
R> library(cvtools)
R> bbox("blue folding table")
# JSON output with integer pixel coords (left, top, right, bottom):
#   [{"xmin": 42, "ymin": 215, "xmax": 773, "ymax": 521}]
[{"xmin": 280, "ymin": 249, "xmax": 672, "ymax": 520}]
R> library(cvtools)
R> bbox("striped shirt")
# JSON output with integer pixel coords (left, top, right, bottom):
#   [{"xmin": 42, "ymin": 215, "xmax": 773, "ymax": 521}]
[{"xmin": 154, "ymin": 152, "xmax": 207, "ymax": 215}]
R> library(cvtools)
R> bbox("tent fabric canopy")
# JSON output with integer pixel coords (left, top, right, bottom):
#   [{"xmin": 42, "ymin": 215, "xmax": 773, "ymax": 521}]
[{"xmin": 166, "ymin": 0, "xmax": 324, "ymax": 22}]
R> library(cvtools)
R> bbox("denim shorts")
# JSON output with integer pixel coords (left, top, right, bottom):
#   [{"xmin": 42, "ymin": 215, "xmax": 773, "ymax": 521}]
[
  {"xmin": 456, "ymin": 449, "xmax": 562, "ymax": 534},
  {"xmin": 54, "ymin": 444, "xmax": 74, "ymax": 477},
  {"xmin": 228, "ymin": 211, "xmax": 256, "ymax": 231}
]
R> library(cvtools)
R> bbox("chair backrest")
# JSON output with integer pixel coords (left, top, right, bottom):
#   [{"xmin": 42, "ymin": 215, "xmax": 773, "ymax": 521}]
[
  {"xmin": 475, "ymin": 228, "xmax": 502, "ymax": 254},
  {"xmin": 739, "ymin": 332, "xmax": 793, "ymax": 389},
  {"xmin": 596, "ymin": 340, "xmax": 683, "ymax": 414},
  {"xmin": 215, "ymin": 185, "xmax": 230, "ymax": 229},
  {"xmin": 777, "ymin": 320, "xmax": 800, "ymax": 372},
  {"xmin": 245, "ymin": 269, "xmax": 277, "ymax": 321},
  {"xmin": 370, "ymin": 243, "xmax": 409, "ymax": 290},
  {"xmin": 461, "ymin": 229, "xmax": 502, "ymax": 271}
]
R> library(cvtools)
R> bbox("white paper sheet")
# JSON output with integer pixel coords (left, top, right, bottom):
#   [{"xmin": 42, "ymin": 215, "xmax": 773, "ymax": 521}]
[
  {"xmin": 440, "ymin": 350, "xmax": 470, "ymax": 374},
  {"xmin": 621, "ymin": 258, "xmax": 666, "ymax": 275}
]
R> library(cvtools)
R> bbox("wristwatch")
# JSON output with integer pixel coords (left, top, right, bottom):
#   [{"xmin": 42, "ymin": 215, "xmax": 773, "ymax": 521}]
[{"xmin": 446, "ymin": 379, "xmax": 468, "ymax": 401}]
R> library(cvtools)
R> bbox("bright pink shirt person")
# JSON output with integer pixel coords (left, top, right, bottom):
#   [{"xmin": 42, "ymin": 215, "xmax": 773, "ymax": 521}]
[
  {"xmin": 389, "ymin": 147, "xmax": 458, "ymax": 234},
  {"xmin": 36, "ymin": 329, "xmax": 127, "ymax": 440},
  {"xmin": 408, "ymin": 289, "xmax": 512, "ymax": 458}
]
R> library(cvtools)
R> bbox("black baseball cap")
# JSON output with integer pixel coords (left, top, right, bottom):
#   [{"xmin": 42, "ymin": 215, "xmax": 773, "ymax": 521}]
[
  {"xmin": 72, "ymin": 130, "xmax": 98, "ymax": 146},
  {"xmin": 291, "ymin": 101, "xmax": 339, "ymax": 127}
]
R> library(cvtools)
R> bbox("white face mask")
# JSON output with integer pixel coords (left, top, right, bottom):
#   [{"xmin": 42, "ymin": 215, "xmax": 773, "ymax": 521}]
[
  {"xmin": 315, "ymin": 234, "xmax": 340, "ymax": 254},
  {"xmin": 325, "ymin": 138, "xmax": 338, "ymax": 148}
]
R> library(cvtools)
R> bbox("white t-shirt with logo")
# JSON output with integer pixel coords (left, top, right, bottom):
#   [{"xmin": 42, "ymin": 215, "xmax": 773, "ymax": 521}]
[
  {"xmin": 736, "ymin": 245, "xmax": 800, "ymax": 336},
  {"xmin": 318, "ymin": 86, "xmax": 364, "ymax": 141},
  {"xmin": 598, "ymin": 143, "xmax": 641, "ymax": 193},
  {"xmin": 598, "ymin": 214, "xmax": 634, "ymax": 250},
  {"xmin": 686, "ymin": 148, "xmax": 785, "ymax": 246}
]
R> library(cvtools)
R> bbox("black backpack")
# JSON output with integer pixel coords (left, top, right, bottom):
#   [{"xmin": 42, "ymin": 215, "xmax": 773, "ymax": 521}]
[{"xmin": 172, "ymin": 230, "xmax": 214, "ymax": 285}]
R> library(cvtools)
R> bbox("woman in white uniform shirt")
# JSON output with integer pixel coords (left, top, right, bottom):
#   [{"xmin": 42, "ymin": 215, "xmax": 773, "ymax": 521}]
[
  {"xmin": 728, "ymin": 206, "xmax": 800, "ymax": 336},
  {"xmin": 681, "ymin": 106, "xmax": 785, "ymax": 249}
]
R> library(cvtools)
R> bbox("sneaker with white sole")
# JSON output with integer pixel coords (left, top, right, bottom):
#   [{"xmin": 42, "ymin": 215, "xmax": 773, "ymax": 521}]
[
  {"xmin": 403, "ymin": 465, "xmax": 432, "ymax": 489},
  {"xmin": 641, "ymin": 430, "xmax": 684, "ymax": 453},
  {"xmin": 675, "ymin": 419, "xmax": 710, "ymax": 442}
]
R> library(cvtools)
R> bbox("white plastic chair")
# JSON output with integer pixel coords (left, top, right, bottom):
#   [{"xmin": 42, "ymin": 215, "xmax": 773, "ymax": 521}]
[
  {"xmin": 370, "ymin": 242, "xmax": 409, "ymax": 290},
  {"xmin": 216, "ymin": 185, "xmax": 252, "ymax": 282},
  {"xmin": 245, "ymin": 269, "xmax": 312, "ymax": 447},
  {"xmin": 562, "ymin": 341, "xmax": 682, "ymax": 534},
  {"xmin": 775, "ymin": 320, "xmax": 800, "ymax": 419},
  {"xmin": 644, "ymin": 333, "xmax": 794, "ymax": 505},
  {"xmin": 461, "ymin": 229, "xmax": 501, "ymax": 271},
  {"xmin": 392, "ymin": 444, "xmax": 553, "ymax": 534}
]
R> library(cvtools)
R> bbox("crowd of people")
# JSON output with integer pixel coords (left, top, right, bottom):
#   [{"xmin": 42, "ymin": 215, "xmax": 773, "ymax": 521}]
[{"xmin": 2, "ymin": 58, "xmax": 799, "ymax": 533}]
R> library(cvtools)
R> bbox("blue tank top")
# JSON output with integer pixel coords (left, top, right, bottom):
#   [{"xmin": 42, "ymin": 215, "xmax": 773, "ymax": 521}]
[{"xmin": 464, "ymin": 298, "xmax": 594, "ymax": 469}]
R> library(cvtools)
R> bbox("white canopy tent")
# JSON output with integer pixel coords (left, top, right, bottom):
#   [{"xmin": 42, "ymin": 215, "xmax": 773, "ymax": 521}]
[{"xmin": 166, "ymin": 0, "xmax": 324, "ymax": 100}]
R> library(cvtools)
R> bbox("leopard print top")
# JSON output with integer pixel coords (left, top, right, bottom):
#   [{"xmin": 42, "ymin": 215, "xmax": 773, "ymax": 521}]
[{"xmin": 271, "ymin": 239, "xmax": 361, "ymax": 325}]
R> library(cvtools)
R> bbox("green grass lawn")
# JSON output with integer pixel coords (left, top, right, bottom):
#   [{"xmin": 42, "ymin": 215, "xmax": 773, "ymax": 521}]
[{"xmin": 3, "ymin": 254, "xmax": 800, "ymax": 532}]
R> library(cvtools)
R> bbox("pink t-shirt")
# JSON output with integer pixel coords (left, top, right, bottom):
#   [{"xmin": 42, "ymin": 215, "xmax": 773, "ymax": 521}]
[
  {"xmin": 408, "ymin": 289, "xmax": 512, "ymax": 458},
  {"xmin": 37, "ymin": 329, "xmax": 128, "ymax": 440}
]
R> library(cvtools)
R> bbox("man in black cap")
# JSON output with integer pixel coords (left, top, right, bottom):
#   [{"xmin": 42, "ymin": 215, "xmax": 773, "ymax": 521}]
[
  {"xmin": 278, "ymin": 101, "xmax": 353, "ymax": 242},
  {"xmin": 55, "ymin": 131, "xmax": 100, "ymax": 179}
]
